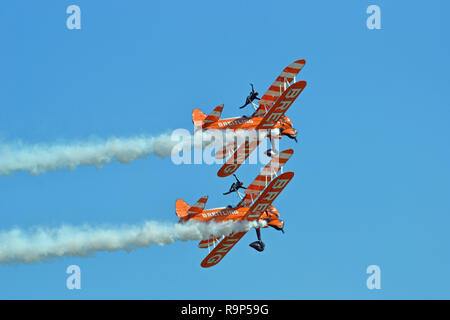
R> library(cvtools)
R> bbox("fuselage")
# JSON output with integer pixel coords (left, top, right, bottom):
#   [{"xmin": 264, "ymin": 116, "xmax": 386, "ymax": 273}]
[
  {"xmin": 205, "ymin": 116, "xmax": 263, "ymax": 130},
  {"xmin": 181, "ymin": 205, "xmax": 281, "ymax": 230},
  {"xmin": 203, "ymin": 115, "xmax": 297, "ymax": 141},
  {"xmin": 187, "ymin": 206, "xmax": 249, "ymax": 223}
]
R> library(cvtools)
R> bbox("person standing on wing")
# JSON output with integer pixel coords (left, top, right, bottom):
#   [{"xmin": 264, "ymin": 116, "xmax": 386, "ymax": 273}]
[
  {"xmin": 223, "ymin": 174, "xmax": 247, "ymax": 195},
  {"xmin": 240, "ymin": 83, "xmax": 260, "ymax": 109}
]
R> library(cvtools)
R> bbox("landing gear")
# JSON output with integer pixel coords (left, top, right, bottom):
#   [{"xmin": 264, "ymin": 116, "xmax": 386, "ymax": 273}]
[
  {"xmin": 265, "ymin": 134, "xmax": 279, "ymax": 158},
  {"xmin": 249, "ymin": 228, "xmax": 265, "ymax": 252},
  {"xmin": 265, "ymin": 149, "xmax": 278, "ymax": 157}
]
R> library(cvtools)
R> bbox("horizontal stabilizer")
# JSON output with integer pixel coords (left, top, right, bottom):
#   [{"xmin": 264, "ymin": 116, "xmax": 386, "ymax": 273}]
[
  {"xmin": 203, "ymin": 104, "xmax": 224, "ymax": 128},
  {"xmin": 187, "ymin": 196, "xmax": 208, "ymax": 214}
]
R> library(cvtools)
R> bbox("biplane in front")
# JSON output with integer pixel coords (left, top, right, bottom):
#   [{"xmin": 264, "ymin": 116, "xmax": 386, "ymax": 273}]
[
  {"xmin": 175, "ymin": 149, "xmax": 294, "ymax": 268},
  {"xmin": 191, "ymin": 59, "xmax": 307, "ymax": 178}
]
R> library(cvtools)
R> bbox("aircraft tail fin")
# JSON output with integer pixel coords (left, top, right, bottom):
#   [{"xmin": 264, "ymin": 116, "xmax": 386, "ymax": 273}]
[
  {"xmin": 176, "ymin": 196, "xmax": 208, "ymax": 219},
  {"xmin": 192, "ymin": 109, "xmax": 207, "ymax": 128},
  {"xmin": 175, "ymin": 199, "xmax": 190, "ymax": 219}
]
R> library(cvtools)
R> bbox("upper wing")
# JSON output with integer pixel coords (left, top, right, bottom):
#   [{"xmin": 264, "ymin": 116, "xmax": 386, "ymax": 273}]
[
  {"xmin": 253, "ymin": 59, "xmax": 306, "ymax": 118},
  {"xmin": 256, "ymin": 81, "xmax": 307, "ymax": 130},
  {"xmin": 243, "ymin": 171, "xmax": 295, "ymax": 221},
  {"xmin": 238, "ymin": 149, "xmax": 294, "ymax": 207},
  {"xmin": 200, "ymin": 231, "xmax": 247, "ymax": 268},
  {"xmin": 217, "ymin": 137, "xmax": 261, "ymax": 177}
]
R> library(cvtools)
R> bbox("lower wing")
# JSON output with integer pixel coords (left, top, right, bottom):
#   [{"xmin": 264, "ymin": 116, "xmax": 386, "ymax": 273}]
[
  {"xmin": 200, "ymin": 231, "xmax": 247, "ymax": 268},
  {"xmin": 217, "ymin": 138, "xmax": 261, "ymax": 177}
]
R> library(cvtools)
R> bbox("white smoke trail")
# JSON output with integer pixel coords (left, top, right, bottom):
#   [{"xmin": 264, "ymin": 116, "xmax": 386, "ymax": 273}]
[
  {"xmin": 0, "ymin": 129, "xmax": 267, "ymax": 176},
  {"xmin": 0, "ymin": 133, "xmax": 177, "ymax": 176},
  {"xmin": 0, "ymin": 220, "xmax": 266, "ymax": 265}
]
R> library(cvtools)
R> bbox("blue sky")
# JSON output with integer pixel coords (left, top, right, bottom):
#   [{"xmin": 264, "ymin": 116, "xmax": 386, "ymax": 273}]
[{"xmin": 0, "ymin": 0, "xmax": 449, "ymax": 299}]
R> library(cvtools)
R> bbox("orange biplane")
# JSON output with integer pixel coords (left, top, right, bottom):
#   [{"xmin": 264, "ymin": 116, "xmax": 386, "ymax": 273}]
[
  {"xmin": 192, "ymin": 60, "xmax": 307, "ymax": 178},
  {"xmin": 175, "ymin": 149, "xmax": 294, "ymax": 268}
]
